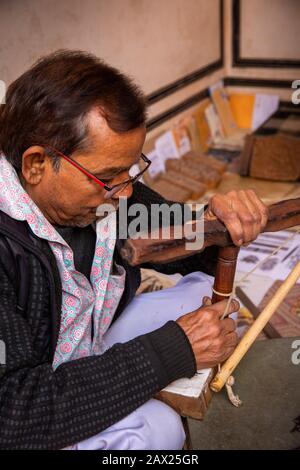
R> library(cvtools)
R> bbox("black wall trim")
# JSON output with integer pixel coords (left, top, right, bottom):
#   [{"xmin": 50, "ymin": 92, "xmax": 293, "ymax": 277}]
[
  {"xmin": 146, "ymin": 0, "xmax": 224, "ymax": 105},
  {"xmin": 146, "ymin": 88, "xmax": 210, "ymax": 131},
  {"xmin": 224, "ymin": 77, "xmax": 293, "ymax": 89},
  {"xmin": 147, "ymin": 60, "xmax": 222, "ymax": 105},
  {"xmin": 280, "ymin": 100, "xmax": 300, "ymax": 109},
  {"xmin": 233, "ymin": 0, "xmax": 300, "ymax": 69}
]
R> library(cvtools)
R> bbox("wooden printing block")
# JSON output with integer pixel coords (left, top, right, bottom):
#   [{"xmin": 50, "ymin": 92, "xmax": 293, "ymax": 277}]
[
  {"xmin": 239, "ymin": 134, "xmax": 254, "ymax": 176},
  {"xmin": 151, "ymin": 177, "xmax": 192, "ymax": 202},
  {"xmin": 240, "ymin": 134, "xmax": 300, "ymax": 181},
  {"xmin": 162, "ymin": 170, "xmax": 207, "ymax": 200},
  {"xmin": 156, "ymin": 369, "xmax": 214, "ymax": 420},
  {"xmin": 183, "ymin": 151, "xmax": 227, "ymax": 174},
  {"xmin": 165, "ymin": 158, "xmax": 222, "ymax": 189},
  {"xmin": 202, "ymin": 156, "xmax": 227, "ymax": 175}
]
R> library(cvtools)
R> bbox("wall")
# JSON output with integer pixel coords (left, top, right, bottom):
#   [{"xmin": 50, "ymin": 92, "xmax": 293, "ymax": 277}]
[
  {"xmin": 0, "ymin": 0, "xmax": 299, "ymax": 136},
  {"xmin": 240, "ymin": 0, "xmax": 299, "ymax": 62},
  {"xmin": 0, "ymin": 0, "xmax": 224, "ymax": 129},
  {"xmin": 224, "ymin": 0, "xmax": 300, "ymax": 101}
]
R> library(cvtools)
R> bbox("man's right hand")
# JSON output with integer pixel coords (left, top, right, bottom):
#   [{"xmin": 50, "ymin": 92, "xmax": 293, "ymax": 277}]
[{"xmin": 176, "ymin": 298, "xmax": 239, "ymax": 370}]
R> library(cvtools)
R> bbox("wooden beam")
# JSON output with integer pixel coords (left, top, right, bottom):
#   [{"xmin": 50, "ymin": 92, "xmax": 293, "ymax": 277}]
[{"xmin": 121, "ymin": 197, "xmax": 300, "ymax": 266}]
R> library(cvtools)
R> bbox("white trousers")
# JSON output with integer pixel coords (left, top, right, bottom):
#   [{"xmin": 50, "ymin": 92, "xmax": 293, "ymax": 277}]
[{"xmin": 70, "ymin": 271, "xmax": 213, "ymax": 450}]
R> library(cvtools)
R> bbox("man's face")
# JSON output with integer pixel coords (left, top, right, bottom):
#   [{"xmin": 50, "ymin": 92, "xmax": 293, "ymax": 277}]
[{"xmin": 21, "ymin": 109, "xmax": 146, "ymax": 227}]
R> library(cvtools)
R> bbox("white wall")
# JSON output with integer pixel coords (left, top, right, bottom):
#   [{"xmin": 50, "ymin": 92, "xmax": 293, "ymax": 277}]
[
  {"xmin": 224, "ymin": 0, "xmax": 300, "ymax": 101},
  {"xmin": 0, "ymin": 0, "xmax": 224, "ymax": 130},
  {"xmin": 0, "ymin": 0, "xmax": 222, "ymax": 91},
  {"xmin": 0, "ymin": 0, "xmax": 298, "ymax": 132},
  {"xmin": 240, "ymin": 0, "xmax": 299, "ymax": 62}
]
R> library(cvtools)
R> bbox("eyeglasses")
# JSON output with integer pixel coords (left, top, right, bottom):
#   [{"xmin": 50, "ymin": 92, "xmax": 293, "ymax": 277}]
[{"xmin": 42, "ymin": 145, "xmax": 151, "ymax": 199}]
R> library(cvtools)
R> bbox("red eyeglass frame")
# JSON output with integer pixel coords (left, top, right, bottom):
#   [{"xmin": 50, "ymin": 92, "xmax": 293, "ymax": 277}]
[{"xmin": 40, "ymin": 144, "xmax": 151, "ymax": 198}]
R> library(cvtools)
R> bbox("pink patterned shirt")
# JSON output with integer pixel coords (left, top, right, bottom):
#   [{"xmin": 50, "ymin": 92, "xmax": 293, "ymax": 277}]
[{"xmin": 0, "ymin": 155, "xmax": 125, "ymax": 369}]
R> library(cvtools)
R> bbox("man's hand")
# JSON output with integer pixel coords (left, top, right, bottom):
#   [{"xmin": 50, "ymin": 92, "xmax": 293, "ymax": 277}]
[
  {"xmin": 176, "ymin": 298, "xmax": 239, "ymax": 369},
  {"xmin": 205, "ymin": 190, "xmax": 269, "ymax": 246}
]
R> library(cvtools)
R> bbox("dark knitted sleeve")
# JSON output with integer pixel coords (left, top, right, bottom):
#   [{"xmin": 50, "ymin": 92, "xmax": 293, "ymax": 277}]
[
  {"xmin": 0, "ymin": 260, "xmax": 195, "ymax": 450},
  {"xmin": 130, "ymin": 182, "xmax": 218, "ymax": 277}
]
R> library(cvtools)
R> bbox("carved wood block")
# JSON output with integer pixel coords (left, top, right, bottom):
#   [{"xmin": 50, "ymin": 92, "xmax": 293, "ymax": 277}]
[
  {"xmin": 151, "ymin": 178, "xmax": 192, "ymax": 202},
  {"xmin": 165, "ymin": 158, "xmax": 222, "ymax": 189},
  {"xmin": 240, "ymin": 134, "xmax": 300, "ymax": 181},
  {"xmin": 162, "ymin": 170, "xmax": 207, "ymax": 200},
  {"xmin": 155, "ymin": 369, "xmax": 214, "ymax": 420},
  {"xmin": 183, "ymin": 151, "xmax": 227, "ymax": 174}
]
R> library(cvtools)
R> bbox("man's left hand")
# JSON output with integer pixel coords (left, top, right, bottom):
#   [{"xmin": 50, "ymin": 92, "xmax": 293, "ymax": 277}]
[{"xmin": 205, "ymin": 189, "xmax": 269, "ymax": 246}]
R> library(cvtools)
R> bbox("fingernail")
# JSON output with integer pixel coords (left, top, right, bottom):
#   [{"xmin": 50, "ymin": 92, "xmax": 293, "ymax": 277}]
[{"xmin": 202, "ymin": 296, "xmax": 212, "ymax": 306}]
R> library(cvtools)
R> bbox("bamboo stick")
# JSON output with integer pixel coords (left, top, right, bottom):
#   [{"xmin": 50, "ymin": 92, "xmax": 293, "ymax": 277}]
[{"xmin": 210, "ymin": 260, "xmax": 300, "ymax": 393}]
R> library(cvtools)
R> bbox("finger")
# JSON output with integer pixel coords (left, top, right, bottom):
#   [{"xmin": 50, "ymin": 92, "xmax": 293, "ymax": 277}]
[
  {"xmin": 247, "ymin": 190, "xmax": 269, "ymax": 231},
  {"xmin": 224, "ymin": 215, "xmax": 245, "ymax": 246},
  {"xmin": 211, "ymin": 298, "xmax": 240, "ymax": 318},
  {"xmin": 222, "ymin": 344, "xmax": 236, "ymax": 361},
  {"xmin": 238, "ymin": 190, "xmax": 261, "ymax": 242},
  {"xmin": 204, "ymin": 207, "xmax": 218, "ymax": 221},
  {"xmin": 202, "ymin": 296, "xmax": 212, "ymax": 307},
  {"xmin": 215, "ymin": 204, "xmax": 245, "ymax": 246},
  {"xmin": 209, "ymin": 194, "xmax": 244, "ymax": 246},
  {"xmin": 224, "ymin": 331, "xmax": 239, "ymax": 348},
  {"xmin": 221, "ymin": 318, "xmax": 236, "ymax": 334},
  {"xmin": 243, "ymin": 190, "xmax": 266, "ymax": 236},
  {"xmin": 235, "ymin": 193, "xmax": 259, "ymax": 243}
]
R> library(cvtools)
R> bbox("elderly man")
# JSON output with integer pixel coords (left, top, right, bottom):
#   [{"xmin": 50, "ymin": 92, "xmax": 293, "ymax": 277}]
[{"xmin": 0, "ymin": 51, "xmax": 268, "ymax": 450}]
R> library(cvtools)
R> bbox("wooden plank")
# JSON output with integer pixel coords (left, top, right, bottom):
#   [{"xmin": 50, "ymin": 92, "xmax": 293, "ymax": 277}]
[{"xmin": 121, "ymin": 197, "xmax": 300, "ymax": 266}]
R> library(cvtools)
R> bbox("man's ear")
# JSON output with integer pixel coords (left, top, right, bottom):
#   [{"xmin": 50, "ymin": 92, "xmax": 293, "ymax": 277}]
[{"xmin": 21, "ymin": 146, "xmax": 48, "ymax": 185}]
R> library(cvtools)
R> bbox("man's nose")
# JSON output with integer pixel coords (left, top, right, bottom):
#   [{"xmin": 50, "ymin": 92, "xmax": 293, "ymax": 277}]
[
  {"xmin": 110, "ymin": 171, "xmax": 133, "ymax": 200},
  {"xmin": 112, "ymin": 181, "xmax": 133, "ymax": 200}
]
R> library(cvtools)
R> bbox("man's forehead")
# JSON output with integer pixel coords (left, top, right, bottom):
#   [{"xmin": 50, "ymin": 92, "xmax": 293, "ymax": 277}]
[
  {"xmin": 94, "ymin": 162, "xmax": 134, "ymax": 175},
  {"xmin": 77, "ymin": 147, "xmax": 139, "ymax": 175},
  {"xmin": 79, "ymin": 111, "xmax": 146, "ymax": 172},
  {"xmin": 87, "ymin": 108, "xmax": 146, "ymax": 145}
]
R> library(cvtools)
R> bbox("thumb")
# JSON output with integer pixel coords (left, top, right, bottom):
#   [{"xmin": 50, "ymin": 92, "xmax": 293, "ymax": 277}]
[{"xmin": 202, "ymin": 296, "xmax": 212, "ymax": 307}]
